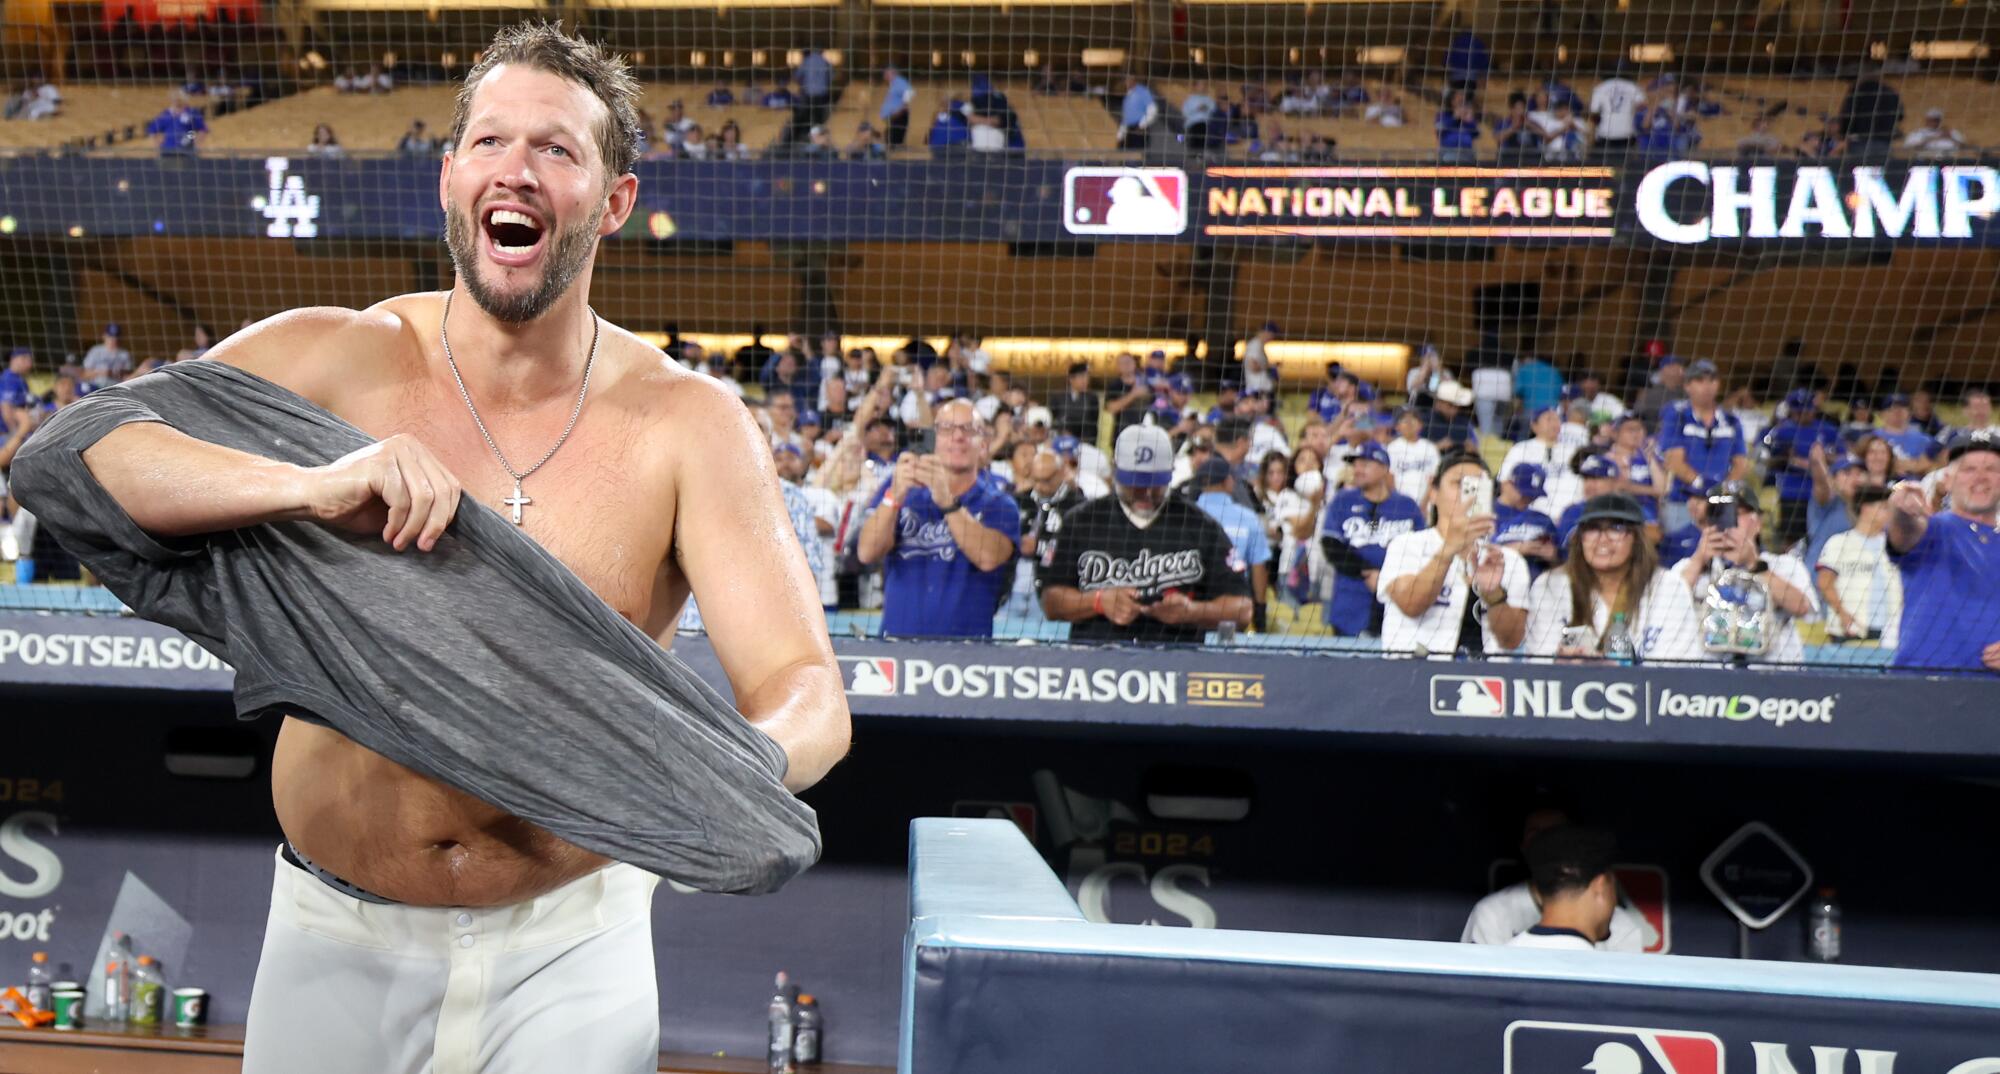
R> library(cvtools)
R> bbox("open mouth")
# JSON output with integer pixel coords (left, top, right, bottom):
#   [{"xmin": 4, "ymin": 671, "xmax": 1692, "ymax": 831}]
[{"xmin": 481, "ymin": 206, "xmax": 546, "ymax": 263}]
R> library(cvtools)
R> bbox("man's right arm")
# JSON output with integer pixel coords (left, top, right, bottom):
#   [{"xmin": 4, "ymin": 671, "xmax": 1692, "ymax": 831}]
[
  {"xmin": 75, "ymin": 307, "xmax": 461, "ymax": 552},
  {"xmin": 1886, "ymin": 482, "xmax": 1931, "ymax": 554}
]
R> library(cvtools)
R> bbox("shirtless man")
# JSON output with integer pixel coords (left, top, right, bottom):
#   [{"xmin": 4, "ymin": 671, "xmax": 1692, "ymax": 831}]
[{"xmin": 70, "ymin": 24, "xmax": 849, "ymax": 1074}]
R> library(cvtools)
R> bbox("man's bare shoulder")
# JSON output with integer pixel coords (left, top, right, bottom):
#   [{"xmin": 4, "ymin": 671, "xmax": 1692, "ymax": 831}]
[
  {"xmin": 200, "ymin": 297, "xmax": 427, "ymax": 406},
  {"xmin": 604, "ymin": 327, "xmax": 757, "ymax": 435}
]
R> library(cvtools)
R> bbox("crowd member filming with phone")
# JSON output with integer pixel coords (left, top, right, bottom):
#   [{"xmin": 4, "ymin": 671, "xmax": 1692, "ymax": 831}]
[
  {"xmin": 1525, "ymin": 493, "xmax": 1702, "ymax": 663},
  {"xmin": 1885, "ymin": 436, "xmax": 2000, "ymax": 674},
  {"xmin": 1378, "ymin": 452, "xmax": 1530, "ymax": 657},
  {"xmin": 857, "ymin": 398, "xmax": 1020, "ymax": 638},
  {"xmin": 1672, "ymin": 482, "xmax": 1818, "ymax": 665}
]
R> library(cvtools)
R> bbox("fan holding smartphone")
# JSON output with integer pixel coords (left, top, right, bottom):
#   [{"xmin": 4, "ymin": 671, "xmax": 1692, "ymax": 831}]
[{"xmin": 1377, "ymin": 452, "xmax": 1531, "ymax": 657}]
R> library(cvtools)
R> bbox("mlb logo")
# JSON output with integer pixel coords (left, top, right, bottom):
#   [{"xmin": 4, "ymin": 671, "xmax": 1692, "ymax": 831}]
[
  {"xmin": 1505, "ymin": 1022, "xmax": 1723, "ymax": 1074},
  {"xmin": 1431, "ymin": 674, "xmax": 1507, "ymax": 717},
  {"xmin": 840, "ymin": 657, "xmax": 898, "ymax": 697},
  {"xmin": 1064, "ymin": 167, "xmax": 1188, "ymax": 236}
]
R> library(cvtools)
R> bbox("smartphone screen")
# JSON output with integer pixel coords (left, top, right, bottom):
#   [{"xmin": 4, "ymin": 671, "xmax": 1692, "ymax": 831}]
[
  {"xmin": 1707, "ymin": 496, "xmax": 1737, "ymax": 531},
  {"xmin": 917, "ymin": 426, "xmax": 937, "ymax": 454}
]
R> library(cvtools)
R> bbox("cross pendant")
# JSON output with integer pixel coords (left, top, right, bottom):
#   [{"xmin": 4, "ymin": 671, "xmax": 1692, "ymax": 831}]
[{"xmin": 502, "ymin": 480, "xmax": 532, "ymax": 526}]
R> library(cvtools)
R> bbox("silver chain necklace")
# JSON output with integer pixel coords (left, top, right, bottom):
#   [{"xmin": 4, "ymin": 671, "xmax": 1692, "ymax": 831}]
[{"xmin": 438, "ymin": 289, "xmax": 601, "ymax": 525}]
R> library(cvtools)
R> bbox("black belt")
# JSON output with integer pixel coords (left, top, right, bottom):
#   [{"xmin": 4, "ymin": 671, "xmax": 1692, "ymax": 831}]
[{"xmin": 282, "ymin": 842, "xmax": 401, "ymax": 906}]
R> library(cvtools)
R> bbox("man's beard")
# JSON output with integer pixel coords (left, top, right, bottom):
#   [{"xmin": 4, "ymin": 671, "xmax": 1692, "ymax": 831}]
[{"xmin": 444, "ymin": 201, "xmax": 603, "ymax": 324}]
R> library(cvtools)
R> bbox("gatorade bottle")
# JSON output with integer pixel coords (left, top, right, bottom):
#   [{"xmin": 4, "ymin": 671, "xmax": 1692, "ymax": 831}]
[
  {"xmin": 1603, "ymin": 612, "xmax": 1636, "ymax": 666},
  {"xmin": 105, "ymin": 933, "xmax": 135, "ymax": 1024},
  {"xmin": 24, "ymin": 952, "xmax": 52, "ymax": 1012},
  {"xmin": 131, "ymin": 956, "xmax": 165, "ymax": 1025},
  {"xmin": 767, "ymin": 972, "xmax": 796, "ymax": 1074},
  {"xmin": 792, "ymin": 994, "xmax": 822, "ymax": 1067}
]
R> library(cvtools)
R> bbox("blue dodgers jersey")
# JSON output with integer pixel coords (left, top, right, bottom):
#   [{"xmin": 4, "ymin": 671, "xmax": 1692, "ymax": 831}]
[
  {"xmin": 1319, "ymin": 488, "xmax": 1424, "ymax": 634},
  {"xmin": 1891, "ymin": 512, "xmax": 2000, "ymax": 673},
  {"xmin": 871, "ymin": 472, "xmax": 1021, "ymax": 638},
  {"xmin": 1493, "ymin": 503, "xmax": 1560, "ymax": 576},
  {"xmin": 1658, "ymin": 402, "xmax": 1745, "ymax": 501}
]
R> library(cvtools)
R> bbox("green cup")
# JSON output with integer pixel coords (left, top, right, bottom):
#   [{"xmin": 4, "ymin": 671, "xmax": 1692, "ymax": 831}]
[
  {"xmin": 51, "ymin": 990, "xmax": 84, "ymax": 1030},
  {"xmin": 171, "ymin": 988, "xmax": 208, "ymax": 1028}
]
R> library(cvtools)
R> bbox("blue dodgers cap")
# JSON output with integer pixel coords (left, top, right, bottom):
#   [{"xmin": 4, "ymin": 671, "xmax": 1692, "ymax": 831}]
[
  {"xmin": 1828, "ymin": 456, "xmax": 1859, "ymax": 475},
  {"xmin": 1657, "ymin": 353, "xmax": 1685, "ymax": 369},
  {"xmin": 7, "ymin": 346, "xmax": 28, "ymax": 357},
  {"xmin": 1784, "ymin": 388, "xmax": 1817, "ymax": 410},
  {"xmin": 1114, "ymin": 424, "xmax": 1175, "ymax": 487},
  {"xmin": 1193, "ymin": 455, "xmax": 1235, "ymax": 486},
  {"xmin": 104, "ymin": 323, "xmax": 120, "ymax": 337},
  {"xmin": 774, "ymin": 442, "xmax": 803, "ymax": 458},
  {"xmin": 1165, "ymin": 372, "xmax": 1193, "ymax": 395},
  {"xmin": 1686, "ymin": 359, "xmax": 1720, "ymax": 379},
  {"xmin": 1881, "ymin": 392, "xmax": 1911, "ymax": 408},
  {"xmin": 1147, "ymin": 349, "xmax": 1168, "ymax": 363},
  {"xmin": 1051, "ymin": 433, "xmax": 1080, "ymax": 459},
  {"xmin": 798, "ymin": 409, "xmax": 822, "ymax": 427},
  {"xmin": 1511, "ymin": 463, "xmax": 1547, "ymax": 497},
  {"xmin": 1352, "ymin": 440, "xmax": 1391, "ymax": 467},
  {"xmin": 1531, "ymin": 405, "xmax": 1560, "ymax": 424},
  {"xmin": 1576, "ymin": 453, "xmax": 1621, "ymax": 479}
]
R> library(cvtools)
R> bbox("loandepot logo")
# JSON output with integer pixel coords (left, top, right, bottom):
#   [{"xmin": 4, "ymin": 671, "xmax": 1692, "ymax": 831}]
[
  {"xmin": 1659, "ymin": 689, "xmax": 1837, "ymax": 728},
  {"xmin": 1506, "ymin": 1021, "xmax": 1722, "ymax": 1074}
]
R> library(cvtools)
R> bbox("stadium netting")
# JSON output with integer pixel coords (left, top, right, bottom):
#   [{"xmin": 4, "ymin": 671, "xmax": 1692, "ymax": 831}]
[{"xmin": 0, "ymin": 0, "xmax": 1996, "ymax": 672}]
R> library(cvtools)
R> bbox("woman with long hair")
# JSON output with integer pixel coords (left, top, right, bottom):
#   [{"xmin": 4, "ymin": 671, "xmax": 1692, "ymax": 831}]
[
  {"xmin": 1852, "ymin": 434, "xmax": 1896, "ymax": 487},
  {"xmin": 1525, "ymin": 493, "xmax": 1702, "ymax": 663}
]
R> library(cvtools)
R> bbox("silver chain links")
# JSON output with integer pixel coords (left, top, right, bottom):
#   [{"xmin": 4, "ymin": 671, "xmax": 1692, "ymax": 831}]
[{"xmin": 438, "ymin": 288, "xmax": 601, "ymax": 485}]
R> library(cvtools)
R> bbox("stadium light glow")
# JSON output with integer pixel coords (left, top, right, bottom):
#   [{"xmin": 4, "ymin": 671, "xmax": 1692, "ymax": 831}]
[
  {"xmin": 636, "ymin": 335, "xmax": 1410, "ymax": 384},
  {"xmin": 1629, "ymin": 43, "xmax": 1674, "ymax": 63},
  {"xmin": 1355, "ymin": 46, "xmax": 1406, "ymax": 65},
  {"xmin": 1080, "ymin": 48, "xmax": 1127, "ymax": 66},
  {"xmin": 1910, "ymin": 40, "xmax": 1990, "ymax": 60}
]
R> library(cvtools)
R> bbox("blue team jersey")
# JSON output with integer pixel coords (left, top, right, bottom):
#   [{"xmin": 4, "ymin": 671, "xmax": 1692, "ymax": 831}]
[
  {"xmin": 1493, "ymin": 503, "xmax": 1560, "ymax": 577},
  {"xmin": 1890, "ymin": 512, "xmax": 2000, "ymax": 674},
  {"xmin": 1658, "ymin": 402, "xmax": 1746, "ymax": 502},
  {"xmin": 1319, "ymin": 488, "xmax": 1424, "ymax": 634},
  {"xmin": 1763, "ymin": 419, "xmax": 1844, "ymax": 502},
  {"xmin": 1196, "ymin": 492, "xmax": 1272, "ymax": 569},
  {"xmin": 1657, "ymin": 523, "xmax": 1701, "ymax": 566},
  {"xmin": 871, "ymin": 472, "xmax": 1021, "ymax": 638}
]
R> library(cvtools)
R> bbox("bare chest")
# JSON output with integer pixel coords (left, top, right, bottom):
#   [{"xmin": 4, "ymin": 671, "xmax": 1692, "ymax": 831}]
[{"xmin": 354, "ymin": 399, "xmax": 676, "ymax": 625}]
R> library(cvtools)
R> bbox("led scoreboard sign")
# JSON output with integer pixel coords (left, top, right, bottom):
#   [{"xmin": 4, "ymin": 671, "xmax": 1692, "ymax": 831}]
[{"xmin": 1201, "ymin": 165, "xmax": 1619, "ymax": 239}]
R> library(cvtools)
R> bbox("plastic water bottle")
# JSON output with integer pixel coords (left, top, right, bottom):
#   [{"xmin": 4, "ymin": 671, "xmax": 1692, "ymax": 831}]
[
  {"xmin": 1807, "ymin": 887, "xmax": 1842, "ymax": 962},
  {"xmin": 24, "ymin": 951, "xmax": 52, "ymax": 1012},
  {"xmin": 104, "ymin": 933, "xmax": 135, "ymax": 1024},
  {"xmin": 793, "ymin": 994, "xmax": 822, "ymax": 1067},
  {"xmin": 1603, "ymin": 613, "xmax": 1636, "ymax": 666},
  {"xmin": 767, "ymin": 972, "xmax": 796, "ymax": 1074}
]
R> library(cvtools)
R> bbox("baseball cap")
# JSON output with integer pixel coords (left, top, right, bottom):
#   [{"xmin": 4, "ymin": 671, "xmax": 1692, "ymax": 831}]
[
  {"xmin": 1881, "ymin": 392, "xmax": 1911, "ymax": 408},
  {"xmin": 1511, "ymin": 463, "xmax": 1547, "ymax": 497},
  {"xmin": 774, "ymin": 443, "xmax": 803, "ymax": 458},
  {"xmin": 1166, "ymin": 372, "xmax": 1193, "ymax": 395},
  {"xmin": 1686, "ymin": 359, "xmax": 1719, "ymax": 379},
  {"xmin": 1114, "ymin": 424, "xmax": 1174, "ymax": 488},
  {"xmin": 1067, "ymin": 360, "xmax": 1091, "ymax": 377},
  {"xmin": 1193, "ymin": 455, "xmax": 1235, "ymax": 487},
  {"xmin": 1051, "ymin": 433, "xmax": 1080, "ymax": 459},
  {"xmin": 1927, "ymin": 107, "xmax": 1946, "ymax": 120},
  {"xmin": 1024, "ymin": 405, "xmax": 1054, "ymax": 429},
  {"xmin": 1147, "ymin": 349, "xmax": 1168, "ymax": 363},
  {"xmin": 1352, "ymin": 440, "xmax": 1391, "ymax": 467},
  {"xmin": 1828, "ymin": 456, "xmax": 1859, "ymax": 475},
  {"xmin": 798, "ymin": 409, "xmax": 822, "ymax": 427},
  {"xmin": 1261, "ymin": 321, "xmax": 1281, "ymax": 336},
  {"xmin": 1784, "ymin": 388, "xmax": 1817, "ymax": 410},
  {"xmin": 7, "ymin": 346, "xmax": 28, "ymax": 357},
  {"xmin": 1656, "ymin": 352, "xmax": 1685, "ymax": 369},
  {"xmin": 1575, "ymin": 453, "xmax": 1620, "ymax": 479},
  {"xmin": 1216, "ymin": 374, "xmax": 1241, "ymax": 393},
  {"xmin": 1572, "ymin": 493, "xmax": 1648, "ymax": 530},
  {"xmin": 1949, "ymin": 431, "xmax": 2000, "ymax": 463},
  {"xmin": 1531, "ymin": 405, "xmax": 1560, "ymax": 424},
  {"xmin": 104, "ymin": 323, "xmax": 120, "ymax": 337}
]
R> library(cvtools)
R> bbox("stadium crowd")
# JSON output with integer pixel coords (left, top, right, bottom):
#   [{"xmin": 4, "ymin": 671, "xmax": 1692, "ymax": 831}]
[{"xmin": 1, "ymin": 323, "xmax": 1996, "ymax": 673}]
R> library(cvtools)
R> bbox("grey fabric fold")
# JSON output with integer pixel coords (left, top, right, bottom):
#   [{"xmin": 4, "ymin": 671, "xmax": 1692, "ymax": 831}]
[{"xmin": 10, "ymin": 360, "xmax": 819, "ymax": 894}]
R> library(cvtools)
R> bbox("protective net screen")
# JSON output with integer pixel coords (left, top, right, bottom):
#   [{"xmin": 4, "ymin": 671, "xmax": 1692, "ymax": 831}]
[{"xmin": 0, "ymin": 1, "xmax": 1996, "ymax": 673}]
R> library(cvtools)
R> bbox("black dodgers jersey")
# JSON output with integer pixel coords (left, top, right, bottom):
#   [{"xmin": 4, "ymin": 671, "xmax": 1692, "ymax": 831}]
[{"xmin": 1037, "ymin": 495, "xmax": 1251, "ymax": 644}]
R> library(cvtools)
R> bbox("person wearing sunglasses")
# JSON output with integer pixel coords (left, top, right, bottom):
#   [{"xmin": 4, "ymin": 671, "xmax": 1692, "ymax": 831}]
[{"xmin": 1525, "ymin": 493, "xmax": 1703, "ymax": 663}]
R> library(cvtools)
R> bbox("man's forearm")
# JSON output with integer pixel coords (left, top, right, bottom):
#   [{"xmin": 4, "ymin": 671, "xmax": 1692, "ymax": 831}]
[
  {"xmin": 855, "ymin": 501, "xmax": 898, "ymax": 564},
  {"xmin": 736, "ymin": 659, "xmax": 850, "ymax": 794},
  {"xmin": 1887, "ymin": 510, "xmax": 1926, "ymax": 553},
  {"xmin": 1041, "ymin": 585, "xmax": 1098, "ymax": 622},
  {"xmin": 943, "ymin": 509, "xmax": 1013, "ymax": 571},
  {"xmin": 1194, "ymin": 594, "xmax": 1253, "ymax": 629},
  {"xmin": 1488, "ymin": 604, "xmax": 1527, "ymax": 651},
  {"xmin": 1387, "ymin": 548, "xmax": 1453, "ymax": 617},
  {"xmin": 83, "ymin": 421, "xmax": 314, "ymax": 537}
]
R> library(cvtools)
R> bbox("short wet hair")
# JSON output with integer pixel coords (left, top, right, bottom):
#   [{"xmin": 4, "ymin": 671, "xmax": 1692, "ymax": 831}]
[{"xmin": 449, "ymin": 21, "xmax": 645, "ymax": 182}]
